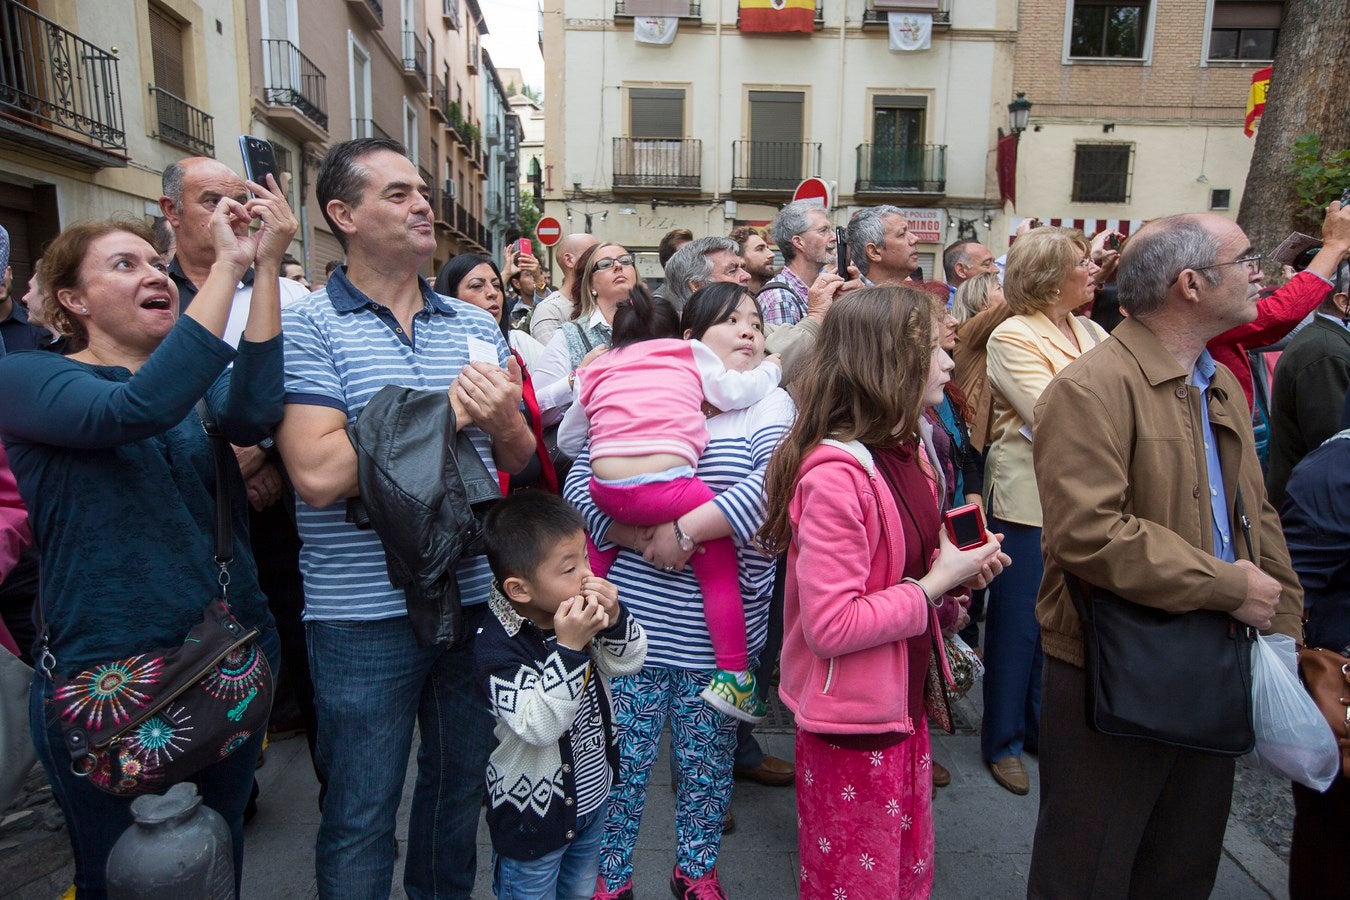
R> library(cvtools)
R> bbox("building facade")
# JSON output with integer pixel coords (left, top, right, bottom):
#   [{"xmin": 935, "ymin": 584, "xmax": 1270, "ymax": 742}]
[
  {"xmin": 482, "ymin": 51, "xmax": 522, "ymax": 256},
  {"xmin": 0, "ymin": 0, "xmax": 517, "ymax": 295},
  {"xmin": 498, "ymin": 67, "xmax": 545, "ymax": 209},
  {"xmin": 0, "ymin": 0, "xmax": 251, "ymax": 291},
  {"xmin": 541, "ymin": 0, "xmax": 1017, "ymax": 280},
  {"xmin": 1007, "ymin": 0, "xmax": 1280, "ymax": 241}
]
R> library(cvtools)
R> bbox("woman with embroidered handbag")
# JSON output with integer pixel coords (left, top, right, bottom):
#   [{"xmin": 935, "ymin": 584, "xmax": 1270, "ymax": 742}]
[{"xmin": 0, "ymin": 177, "xmax": 294, "ymax": 898}]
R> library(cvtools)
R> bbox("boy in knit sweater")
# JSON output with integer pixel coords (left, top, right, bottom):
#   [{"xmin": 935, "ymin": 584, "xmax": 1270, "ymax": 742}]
[{"xmin": 477, "ymin": 491, "xmax": 647, "ymax": 900}]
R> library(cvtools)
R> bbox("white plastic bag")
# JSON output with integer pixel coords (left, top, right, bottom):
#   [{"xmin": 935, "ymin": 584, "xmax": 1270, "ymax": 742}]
[{"xmin": 1248, "ymin": 633, "xmax": 1340, "ymax": 791}]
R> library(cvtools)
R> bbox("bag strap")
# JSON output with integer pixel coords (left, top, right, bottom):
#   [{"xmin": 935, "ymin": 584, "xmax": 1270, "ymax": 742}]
[
  {"xmin": 195, "ymin": 399, "xmax": 235, "ymax": 575},
  {"xmin": 573, "ymin": 322, "xmax": 594, "ymax": 354}
]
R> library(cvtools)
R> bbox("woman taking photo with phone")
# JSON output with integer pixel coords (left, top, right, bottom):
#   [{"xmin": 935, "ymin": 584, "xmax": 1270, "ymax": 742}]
[
  {"xmin": 0, "ymin": 179, "xmax": 295, "ymax": 897},
  {"xmin": 761, "ymin": 285, "xmax": 1005, "ymax": 899}
]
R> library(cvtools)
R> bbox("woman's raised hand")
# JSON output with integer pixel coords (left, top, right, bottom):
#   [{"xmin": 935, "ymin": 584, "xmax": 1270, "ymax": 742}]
[
  {"xmin": 929, "ymin": 528, "xmax": 1006, "ymax": 596},
  {"xmin": 208, "ymin": 196, "xmax": 261, "ymax": 274},
  {"xmin": 244, "ymin": 174, "xmax": 299, "ymax": 271}
]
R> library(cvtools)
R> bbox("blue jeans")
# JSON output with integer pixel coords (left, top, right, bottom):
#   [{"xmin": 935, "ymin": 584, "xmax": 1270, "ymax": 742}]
[
  {"xmin": 31, "ymin": 623, "xmax": 279, "ymax": 900},
  {"xmin": 308, "ymin": 606, "xmax": 495, "ymax": 900},
  {"xmin": 493, "ymin": 803, "xmax": 607, "ymax": 900},
  {"xmin": 980, "ymin": 518, "xmax": 1044, "ymax": 764}
]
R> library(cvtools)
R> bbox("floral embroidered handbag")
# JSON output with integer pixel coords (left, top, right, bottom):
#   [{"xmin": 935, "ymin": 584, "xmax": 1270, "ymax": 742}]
[{"xmin": 41, "ymin": 401, "xmax": 273, "ymax": 797}]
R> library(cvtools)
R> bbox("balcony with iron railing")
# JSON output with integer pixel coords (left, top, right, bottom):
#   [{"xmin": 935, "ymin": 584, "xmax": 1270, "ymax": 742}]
[
  {"xmin": 731, "ymin": 140, "xmax": 821, "ymax": 194},
  {"xmin": 442, "ymin": 0, "xmax": 461, "ymax": 29},
  {"xmin": 352, "ymin": 117, "xmax": 393, "ymax": 142},
  {"xmin": 260, "ymin": 39, "xmax": 328, "ymax": 142},
  {"xmin": 149, "ymin": 84, "xmax": 214, "ymax": 156},
  {"xmin": 345, "ymin": 0, "xmax": 383, "ymax": 29},
  {"xmin": 613, "ymin": 138, "xmax": 701, "ymax": 192},
  {"xmin": 0, "ymin": 0, "xmax": 127, "ymax": 167},
  {"xmin": 613, "ymin": 1, "xmax": 701, "ymax": 18},
  {"xmin": 401, "ymin": 32, "xmax": 427, "ymax": 87},
  {"xmin": 860, "ymin": 3, "xmax": 950, "ymax": 28},
  {"xmin": 855, "ymin": 143, "xmax": 947, "ymax": 195}
]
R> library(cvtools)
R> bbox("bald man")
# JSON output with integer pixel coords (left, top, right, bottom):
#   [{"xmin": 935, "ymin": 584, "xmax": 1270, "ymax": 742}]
[
  {"xmin": 159, "ymin": 157, "xmax": 315, "ymax": 805},
  {"xmin": 529, "ymin": 232, "xmax": 597, "ymax": 345}
]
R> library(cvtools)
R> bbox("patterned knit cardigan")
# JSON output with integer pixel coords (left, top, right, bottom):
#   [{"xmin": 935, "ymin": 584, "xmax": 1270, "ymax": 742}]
[{"xmin": 475, "ymin": 586, "xmax": 648, "ymax": 859}]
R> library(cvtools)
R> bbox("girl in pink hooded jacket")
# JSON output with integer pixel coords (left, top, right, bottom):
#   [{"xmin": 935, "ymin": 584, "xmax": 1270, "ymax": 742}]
[{"xmin": 760, "ymin": 286, "xmax": 1005, "ymax": 900}]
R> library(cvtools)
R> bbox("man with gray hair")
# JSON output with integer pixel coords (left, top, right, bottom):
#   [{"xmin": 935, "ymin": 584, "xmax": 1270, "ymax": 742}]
[
  {"xmin": 662, "ymin": 235, "xmax": 749, "ymax": 310},
  {"xmin": 847, "ymin": 204, "xmax": 920, "ymax": 286},
  {"xmin": 942, "ymin": 238, "xmax": 998, "ymax": 300},
  {"xmin": 759, "ymin": 200, "xmax": 837, "ymax": 325},
  {"xmin": 1028, "ymin": 212, "xmax": 1303, "ymax": 897}
]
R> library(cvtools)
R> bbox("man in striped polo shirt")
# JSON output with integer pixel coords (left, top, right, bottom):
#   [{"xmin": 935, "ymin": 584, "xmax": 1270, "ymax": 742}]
[{"xmin": 275, "ymin": 138, "xmax": 535, "ymax": 900}]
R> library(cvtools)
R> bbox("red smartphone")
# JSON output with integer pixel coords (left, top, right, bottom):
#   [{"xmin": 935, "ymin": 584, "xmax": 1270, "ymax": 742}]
[
  {"xmin": 517, "ymin": 237, "xmax": 532, "ymax": 256},
  {"xmin": 944, "ymin": 503, "xmax": 987, "ymax": 551}
]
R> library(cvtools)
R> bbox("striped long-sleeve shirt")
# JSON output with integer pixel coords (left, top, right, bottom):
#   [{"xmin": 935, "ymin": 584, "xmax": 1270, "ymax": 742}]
[{"xmin": 564, "ymin": 388, "xmax": 795, "ymax": 669}]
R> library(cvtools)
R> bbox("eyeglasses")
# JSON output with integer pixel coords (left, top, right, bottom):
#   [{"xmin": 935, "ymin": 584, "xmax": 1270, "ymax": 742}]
[
  {"xmin": 593, "ymin": 255, "xmax": 634, "ymax": 272},
  {"xmin": 1074, "ymin": 256, "xmax": 1094, "ymax": 269},
  {"xmin": 1168, "ymin": 253, "xmax": 1263, "ymax": 286}
]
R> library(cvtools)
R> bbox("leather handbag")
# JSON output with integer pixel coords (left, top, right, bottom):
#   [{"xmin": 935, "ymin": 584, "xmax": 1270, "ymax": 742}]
[
  {"xmin": 1298, "ymin": 646, "xmax": 1350, "ymax": 775},
  {"xmin": 1067, "ymin": 491, "xmax": 1260, "ymax": 757},
  {"xmin": 40, "ymin": 401, "xmax": 273, "ymax": 797}
]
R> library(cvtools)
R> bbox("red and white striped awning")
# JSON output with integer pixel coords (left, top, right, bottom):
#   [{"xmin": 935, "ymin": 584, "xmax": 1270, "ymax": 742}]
[{"xmin": 1009, "ymin": 217, "xmax": 1147, "ymax": 239}]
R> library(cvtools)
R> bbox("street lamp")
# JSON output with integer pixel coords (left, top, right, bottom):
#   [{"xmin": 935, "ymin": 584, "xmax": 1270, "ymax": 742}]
[{"xmin": 1007, "ymin": 92, "xmax": 1032, "ymax": 137}]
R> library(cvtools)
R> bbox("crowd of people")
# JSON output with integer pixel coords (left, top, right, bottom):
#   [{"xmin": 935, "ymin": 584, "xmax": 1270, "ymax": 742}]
[{"xmin": 0, "ymin": 134, "xmax": 1347, "ymax": 900}]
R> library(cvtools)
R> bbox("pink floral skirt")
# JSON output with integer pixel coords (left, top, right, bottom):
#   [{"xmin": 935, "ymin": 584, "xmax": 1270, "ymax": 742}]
[{"xmin": 795, "ymin": 722, "xmax": 935, "ymax": 899}]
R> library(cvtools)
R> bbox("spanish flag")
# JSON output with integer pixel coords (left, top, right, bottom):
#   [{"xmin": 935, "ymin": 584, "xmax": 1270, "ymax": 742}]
[
  {"xmin": 739, "ymin": 0, "xmax": 815, "ymax": 33},
  {"xmin": 1244, "ymin": 66, "xmax": 1272, "ymax": 137}
]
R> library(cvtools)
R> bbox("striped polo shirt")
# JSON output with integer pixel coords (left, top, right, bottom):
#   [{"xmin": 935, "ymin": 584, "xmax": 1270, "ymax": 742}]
[
  {"xmin": 563, "ymin": 388, "xmax": 795, "ymax": 669},
  {"xmin": 282, "ymin": 267, "xmax": 509, "ymax": 622}
]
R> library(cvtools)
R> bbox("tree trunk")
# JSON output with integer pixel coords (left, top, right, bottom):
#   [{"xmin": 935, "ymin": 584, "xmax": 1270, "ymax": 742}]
[{"xmin": 1236, "ymin": 0, "xmax": 1350, "ymax": 252}]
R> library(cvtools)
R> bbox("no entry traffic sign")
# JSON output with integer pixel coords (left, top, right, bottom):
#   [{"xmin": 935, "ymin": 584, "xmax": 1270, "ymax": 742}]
[
  {"xmin": 792, "ymin": 177, "xmax": 831, "ymax": 208},
  {"xmin": 535, "ymin": 217, "xmax": 563, "ymax": 247}
]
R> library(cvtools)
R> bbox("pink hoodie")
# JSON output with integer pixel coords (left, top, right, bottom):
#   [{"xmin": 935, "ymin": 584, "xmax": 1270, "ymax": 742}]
[{"xmin": 779, "ymin": 439, "xmax": 953, "ymax": 736}]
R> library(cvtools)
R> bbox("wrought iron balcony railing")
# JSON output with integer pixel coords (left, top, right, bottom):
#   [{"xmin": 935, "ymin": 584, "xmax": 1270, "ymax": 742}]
[
  {"xmin": 262, "ymin": 39, "xmax": 328, "ymax": 131},
  {"xmin": 613, "ymin": 1, "xmax": 701, "ymax": 18},
  {"xmin": 731, "ymin": 140, "xmax": 821, "ymax": 193},
  {"xmin": 860, "ymin": 6, "xmax": 950, "ymax": 26},
  {"xmin": 0, "ymin": 0, "xmax": 126, "ymax": 159},
  {"xmin": 431, "ymin": 75, "xmax": 448, "ymax": 121},
  {"xmin": 401, "ymin": 31, "xmax": 426, "ymax": 84},
  {"xmin": 613, "ymin": 137, "xmax": 701, "ymax": 191},
  {"xmin": 149, "ymin": 84, "xmax": 214, "ymax": 156},
  {"xmin": 855, "ymin": 143, "xmax": 947, "ymax": 194},
  {"xmin": 352, "ymin": 117, "xmax": 393, "ymax": 142}
]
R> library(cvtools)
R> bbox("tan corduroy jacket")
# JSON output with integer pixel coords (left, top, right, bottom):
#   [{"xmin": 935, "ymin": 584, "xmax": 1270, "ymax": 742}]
[{"xmin": 1032, "ymin": 316, "xmax": 1303, "ymax": 668}]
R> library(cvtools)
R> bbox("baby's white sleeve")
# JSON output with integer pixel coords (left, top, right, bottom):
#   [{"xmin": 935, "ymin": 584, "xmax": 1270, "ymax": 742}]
[{"xmin": 690, "ymin": 340, "xmax": 783, "ymax": 411}]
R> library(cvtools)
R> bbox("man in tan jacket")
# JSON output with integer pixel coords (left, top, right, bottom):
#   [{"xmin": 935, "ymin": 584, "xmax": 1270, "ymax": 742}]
[{"xmin": 1027, "ymin": 213, "xmax": 1302, "ymax": 898}]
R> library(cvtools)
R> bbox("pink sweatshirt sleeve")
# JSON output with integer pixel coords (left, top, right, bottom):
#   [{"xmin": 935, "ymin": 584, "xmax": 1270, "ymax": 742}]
[{"xmin": 0, "ymin": 444, "xmax": 32, "ymax": 584}]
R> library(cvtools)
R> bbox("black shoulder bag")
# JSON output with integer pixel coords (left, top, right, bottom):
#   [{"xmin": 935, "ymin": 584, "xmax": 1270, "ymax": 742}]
[
  {"xmin": 40, "ymin": 400, "xmax": 274, "ymax": 796},
  {"xmin": 1069, "ymin": 490, "xmax": 1258, "ymax": 756}
]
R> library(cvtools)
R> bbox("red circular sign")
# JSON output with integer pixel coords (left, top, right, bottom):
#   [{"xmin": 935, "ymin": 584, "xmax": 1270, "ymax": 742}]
[
  {"xmin": 792, "ymin": 177, "xmax": 830, "ymax": 207},
  {"xmin": 535, "ymin": 216, "xmax": 564, "ymax": 247}
]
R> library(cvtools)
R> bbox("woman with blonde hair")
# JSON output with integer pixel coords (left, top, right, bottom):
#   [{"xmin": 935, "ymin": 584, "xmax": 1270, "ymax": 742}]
[
  {"xmin": 980, "ymin": 227, "xmax": 1106, "ymax": 795},
  {"xmin": 762, "ymin": 285, "xmax": 1004, "ymax": 899}
]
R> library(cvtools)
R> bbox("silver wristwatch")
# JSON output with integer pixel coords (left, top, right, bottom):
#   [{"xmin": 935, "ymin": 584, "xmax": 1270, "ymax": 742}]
[{"xmin": 673, "ymin": 519, "xmax": 695, "ymax": 553}]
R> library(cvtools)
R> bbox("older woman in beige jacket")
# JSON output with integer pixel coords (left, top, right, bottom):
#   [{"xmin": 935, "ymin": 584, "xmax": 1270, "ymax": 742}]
[{"xmin": 979, "ymin": 228, "xmax": 1106, "ymax": 795}]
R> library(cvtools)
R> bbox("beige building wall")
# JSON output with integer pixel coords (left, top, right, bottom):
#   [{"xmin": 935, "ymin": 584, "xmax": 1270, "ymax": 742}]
[
  {"xmin": 1009, "ymin": 0, "xmax": 1271, "ymax": 239},
  {"xmin": 542, "ymin": 0, "xmax": 1017, "ymax": 278},
  {"xmin": 0, "ymin": 0, "xmax": 250, "ymax": 238}
]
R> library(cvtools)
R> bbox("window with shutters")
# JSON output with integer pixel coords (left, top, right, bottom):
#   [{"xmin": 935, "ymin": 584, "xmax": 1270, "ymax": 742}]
[
  {"xmin": 349, "ymin": 32, "xmax": 373, "ymax": 137},
  {"xmin": 744, "ymin": 90, "xmax": 806, "ymax": 189},
  {"xmin": 1208, "ymin": 1, "xmax": 1282, "ymax": 60},
  {"xmin": 149, "ymin": 5, "xmax": 187, "ymax": 99},
  {"xmin": 629, "ymin": 88, "xmax": 684, "ymax": 139},
  {"xmin": 148, "ymin": 4, "xmax": 213, "ymax": 155},
  {"xmin": 403, "ymin": 97, "xmax": 419, "ymax": 166},
  {"xmin": 616, "ymin": 87, "xmax": 698, "ymax": 190}
]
